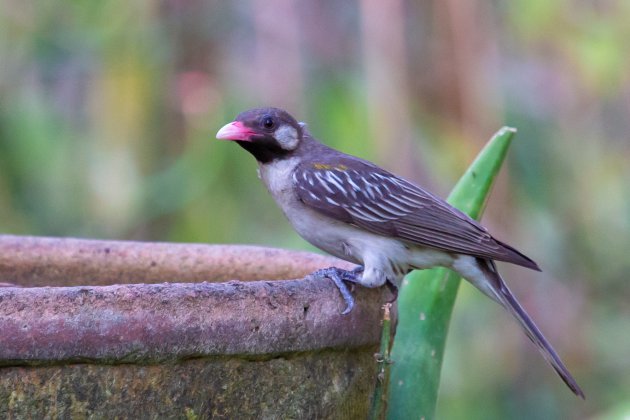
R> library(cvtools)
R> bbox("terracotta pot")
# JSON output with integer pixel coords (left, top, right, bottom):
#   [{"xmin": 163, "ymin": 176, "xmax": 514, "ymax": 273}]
[{"xmin": 0, "ymin": 235, "xmax": 390, "ymax": 418}]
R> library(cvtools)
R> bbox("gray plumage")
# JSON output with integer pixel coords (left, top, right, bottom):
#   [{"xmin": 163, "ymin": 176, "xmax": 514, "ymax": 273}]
[{"xmin": 216, "ymin": 107, "xmax": 584, "ymax": 398}]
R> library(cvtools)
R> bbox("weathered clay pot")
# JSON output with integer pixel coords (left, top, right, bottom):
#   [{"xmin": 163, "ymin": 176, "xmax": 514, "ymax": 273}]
[{"xmin": 0, "ymin": 235, "xmax": 390, "ymax": 418}]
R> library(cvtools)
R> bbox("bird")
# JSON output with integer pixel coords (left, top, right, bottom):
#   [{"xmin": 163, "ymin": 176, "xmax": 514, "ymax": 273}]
[{"xmin": 216, "ymin": 107, "xmax": 584, "ymax": 398}]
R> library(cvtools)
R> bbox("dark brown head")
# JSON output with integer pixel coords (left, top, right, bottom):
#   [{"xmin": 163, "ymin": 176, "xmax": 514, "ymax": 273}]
[{"xmin": 216, "ymin": 107, "xmax": 304, "ymax": 163}]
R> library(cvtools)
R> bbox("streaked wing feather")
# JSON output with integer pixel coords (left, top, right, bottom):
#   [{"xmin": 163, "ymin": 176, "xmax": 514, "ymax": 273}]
[{"xmin": 292, "ymin": 158, "xmax": 539, "ymax": 270}]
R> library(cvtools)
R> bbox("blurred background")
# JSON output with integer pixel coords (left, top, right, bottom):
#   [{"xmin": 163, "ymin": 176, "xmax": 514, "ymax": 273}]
[{"xmin": 1, "ymin": 0, "xmax": 629, "ymax": 418}]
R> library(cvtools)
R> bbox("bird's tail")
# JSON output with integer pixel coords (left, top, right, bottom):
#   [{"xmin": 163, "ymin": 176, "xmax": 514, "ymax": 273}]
[{"xmin": 478, "ymin": 260, "xmax": 585, "ymax": 398}]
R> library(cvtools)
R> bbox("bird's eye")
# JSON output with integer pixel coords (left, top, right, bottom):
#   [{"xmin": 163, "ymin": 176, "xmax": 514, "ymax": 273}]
[{"xmin": 262, "ymin": 116, "xmax": 275, "ymax": 130}]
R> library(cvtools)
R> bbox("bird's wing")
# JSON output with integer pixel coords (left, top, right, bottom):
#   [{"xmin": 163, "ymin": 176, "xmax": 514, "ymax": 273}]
[{"xmin": 292, "ymin": 158, "xmax": 539, "ymax": 270}]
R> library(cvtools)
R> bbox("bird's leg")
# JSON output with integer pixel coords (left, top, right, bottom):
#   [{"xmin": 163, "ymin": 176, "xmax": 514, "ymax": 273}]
[
  {"xmin": 311, "ymin": 266, "xmax": 364, "ymax": 315},
  {"xmin": 344, "ymin": 265, "xmax": 397, "ymax": 302},
  {"xmin": 340, "ymin": 265, "xmax": 363, "ymax": 283}
]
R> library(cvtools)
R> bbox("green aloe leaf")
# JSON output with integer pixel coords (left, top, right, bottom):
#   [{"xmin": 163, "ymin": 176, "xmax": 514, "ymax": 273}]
[{"xmin": 387, "ymin": 127, "xmax": 517, "ymax": 420}]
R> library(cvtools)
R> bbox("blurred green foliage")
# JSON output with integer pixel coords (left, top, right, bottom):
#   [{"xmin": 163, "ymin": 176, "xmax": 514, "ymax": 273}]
[
  {"xmin": 1, "ymin": 1, "xmax": 629, "ymax": 418},
  {"xmin": 389, "ymin": 127, "xmax": 516, "ymax": 419}
]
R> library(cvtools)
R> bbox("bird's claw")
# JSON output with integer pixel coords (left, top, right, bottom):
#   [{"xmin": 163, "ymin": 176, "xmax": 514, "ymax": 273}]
[{"xmin": 312, "ymin": 266, "xmax": 363, "ymax": 315}]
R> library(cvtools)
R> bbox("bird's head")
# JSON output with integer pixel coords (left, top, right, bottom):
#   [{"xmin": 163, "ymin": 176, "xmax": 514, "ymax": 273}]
[{"xmin": 216, "ymin": 107, "xmax": 304, "ymax": 163}]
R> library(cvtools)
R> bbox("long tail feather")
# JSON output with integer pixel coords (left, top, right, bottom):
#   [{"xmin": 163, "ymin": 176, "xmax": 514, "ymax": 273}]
[{"xmin": 479, "ymin": 260, "xmax": 585, "ymax": 398}]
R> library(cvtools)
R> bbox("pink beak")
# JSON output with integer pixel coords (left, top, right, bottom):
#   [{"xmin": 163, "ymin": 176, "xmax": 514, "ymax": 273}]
[{"xmin": 216, "ymin": 121, "xmax": 256, "ymax": 141}]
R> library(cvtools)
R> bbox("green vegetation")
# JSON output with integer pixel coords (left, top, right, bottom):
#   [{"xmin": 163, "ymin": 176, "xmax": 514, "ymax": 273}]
[{"xmin": 388, "ymin": 127, "xmax": 515, "ymax": 419}]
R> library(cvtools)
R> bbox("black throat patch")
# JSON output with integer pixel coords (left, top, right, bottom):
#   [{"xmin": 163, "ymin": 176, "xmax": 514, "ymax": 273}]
[{"xmin": 236, "ymin": 138, "xmax": 291, "ymax": 164}]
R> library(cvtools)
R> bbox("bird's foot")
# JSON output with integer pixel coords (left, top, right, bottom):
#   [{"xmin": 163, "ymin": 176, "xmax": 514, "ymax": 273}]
[{"xmin": 311, "ymin": 266, "xmax": 363, "ymax": 315}]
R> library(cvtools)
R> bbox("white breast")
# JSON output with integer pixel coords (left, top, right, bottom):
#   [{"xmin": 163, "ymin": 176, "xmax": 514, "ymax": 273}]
[{"xmin": 258, "ymin": 158, "xmax": 351, "ymax": 258}]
